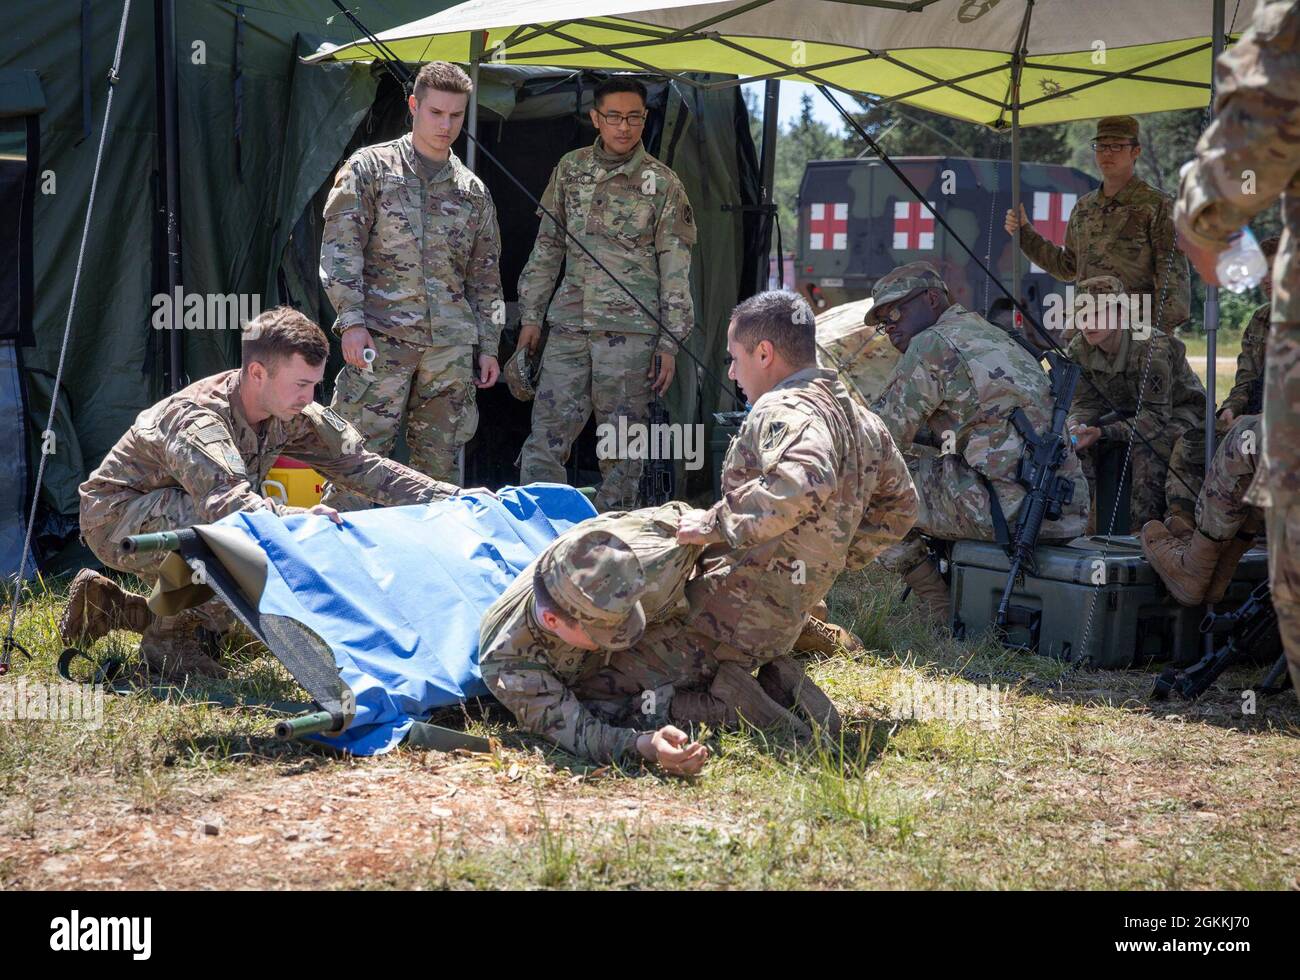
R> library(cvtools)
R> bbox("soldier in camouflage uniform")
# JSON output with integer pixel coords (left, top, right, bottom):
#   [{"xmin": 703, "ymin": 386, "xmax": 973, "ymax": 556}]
[
  {"xmin": 480, "ymin": 501, "xmax": 842, "ymax": 770},
  {"xmin": 64, "ymin": 308, "xmax": 459, "ymax": 678},
  {"xmin": 516, "ymin": 77, "xmax": 697, "ymax": 512},
  {"xmin": 1141, "ymin": 414, "xmax": 1264, "ymax": 606},
  {"xmin": 320, "ymin": 62, "xmax": 503, "ymax": 505},
  {"xmin": 1007, "ymin": 116, "xmax": 1191, "ymax": 333},
  {"xmin": 676, "ymin": 291, "xmax": 918, "ymax": 667},
  {"xmin": 867, "ymin": 263, "xmax": 1091, "ymax": 622},
  {"xmin": 1175, "ymin": 0, "xmax": 1300, "ymax": 698},
  {"xmin": 1063, "ymin": 275, "xmax": 1207, "ymax": 530},
  {"xmin": 1218, "ymin": 236, "xmax": 1280, "ymax": 426}
]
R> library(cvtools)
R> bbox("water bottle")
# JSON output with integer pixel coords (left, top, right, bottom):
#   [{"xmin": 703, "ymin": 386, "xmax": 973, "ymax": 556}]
[{"xmin": 1217, "ymin": 226, "xmax": 1269, "ymax": 293}]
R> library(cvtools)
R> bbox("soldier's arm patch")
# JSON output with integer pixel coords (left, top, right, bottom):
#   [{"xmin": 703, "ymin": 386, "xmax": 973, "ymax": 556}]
[{"xmin": 181, "ymin": 421, "xmax": 247, "ymax": 477}]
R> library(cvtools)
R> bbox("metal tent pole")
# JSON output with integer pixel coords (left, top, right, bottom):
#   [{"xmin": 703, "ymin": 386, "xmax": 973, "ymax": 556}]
[
  {"xmin": 155, "ymin": 0, "xmax": 183, "ymax": 390},
  {"xmin": 1204, "ymin": 0, "xmax": 1225, "ymax": 472},
  {"xmin": 758, "ymin": 79, "xmax": 780, "ymax": 289},
  {"xmin": 465, "ymin": 29, "xmax": 485, "ymax": 172}
]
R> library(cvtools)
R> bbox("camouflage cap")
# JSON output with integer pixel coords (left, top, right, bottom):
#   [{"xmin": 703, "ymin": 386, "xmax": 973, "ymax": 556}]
[
  {"xmin": 1077, "ymin": 274, "xmax": 1125, "ymax": 296},
  {"xmin": 535, "ymin": 528, "xmax": 647, "ymax": 650},
  {"xmin": 504, "ymin": 346, "xmax": 540, "ymax": 402},
  {"xmin": 1095, "ymin": 116, "xmax": 1139, "ymax": 142},
  {"xmin": 864, "ymin": 261, "xmax": 949, "ymax": 325}
]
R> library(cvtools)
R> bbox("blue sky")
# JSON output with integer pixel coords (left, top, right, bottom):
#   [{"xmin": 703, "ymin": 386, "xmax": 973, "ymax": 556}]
[{"xmin": 742, "ymin": 80, "xmax": 848, "ymax": 134}]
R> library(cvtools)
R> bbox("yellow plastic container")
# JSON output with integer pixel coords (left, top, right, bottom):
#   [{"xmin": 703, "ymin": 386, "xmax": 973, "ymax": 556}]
[{"xmin": 261, "ymin": 456, "xmax": 324, "ymax": 508}]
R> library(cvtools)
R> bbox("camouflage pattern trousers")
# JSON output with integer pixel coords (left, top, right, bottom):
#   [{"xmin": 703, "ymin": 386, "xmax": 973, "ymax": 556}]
[
  {"xmin": 1265, "ymin": 505, "xmax": 1300, "ymax": 700},
  {"xmin": 80, "ymin": 488, "xmax": 235, "ymax": 632},
  {"xmin": 1077, "ymin": 423, "xmax": 1204, "ymax": 532},
  {"xmin": 323, "ymin": 330, "xmax": 476, "ymax": 509},
  {"xmin": 518, "ymin": 325, "xmax": 657, "ymax": 512},
  {"xmin": 570, "ymin": 618, "xmax": 720, "ymax": 729},
  {"xmin": 1196, "ymin": 414, "xmax": 1263, "ymax": 542}
]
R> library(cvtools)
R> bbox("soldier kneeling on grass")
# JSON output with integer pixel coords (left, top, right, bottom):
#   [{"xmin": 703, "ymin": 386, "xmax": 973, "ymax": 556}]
[{"xmin": 62, "ymin": 307, "xmax": 461, "ymax": 679}]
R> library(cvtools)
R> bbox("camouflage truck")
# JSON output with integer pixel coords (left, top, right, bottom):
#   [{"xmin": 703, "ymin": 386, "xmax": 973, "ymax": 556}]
[{"xmin": 796, "ymin": 157, "xmax": 1098, "ymax": 317}]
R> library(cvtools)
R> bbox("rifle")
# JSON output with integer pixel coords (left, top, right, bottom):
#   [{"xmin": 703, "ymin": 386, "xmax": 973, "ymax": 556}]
[
  {"xmin": 637, "ymin": 356, "xmax": 674, "ymax": 507},
  {"xmin": 1151, "ymin": 580, "xmax": 1288, "ymax": 701},
  {"xmin": 996, "ymin": 351, "xmax": 1081, "ymax": 632}
]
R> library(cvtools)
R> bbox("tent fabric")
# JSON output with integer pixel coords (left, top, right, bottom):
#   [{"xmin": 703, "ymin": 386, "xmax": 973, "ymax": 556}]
[
  {"xmin": 215, "ymin": 483, "xmax": 597, "ymax": 755},
  {"xmin": 310, "ymin": 0, "xmax": 1259, "ymax": 127}
]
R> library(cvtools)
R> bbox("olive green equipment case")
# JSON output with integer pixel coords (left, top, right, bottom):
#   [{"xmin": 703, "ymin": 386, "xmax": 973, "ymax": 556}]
[{"xmin": 949, "ymin": 535, "xmax": 1269, "ymax": 669}]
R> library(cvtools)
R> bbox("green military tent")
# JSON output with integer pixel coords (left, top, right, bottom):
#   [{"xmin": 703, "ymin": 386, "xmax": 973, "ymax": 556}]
[{"xmin": 0, "ymin": 0, "xmax": 770, "ymax": 578}]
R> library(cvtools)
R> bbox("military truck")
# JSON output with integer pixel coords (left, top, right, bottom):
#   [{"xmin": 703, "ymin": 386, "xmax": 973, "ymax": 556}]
[{"xmin": 795, "ymin": 157, "xmax": 1098, "ymax": 316}]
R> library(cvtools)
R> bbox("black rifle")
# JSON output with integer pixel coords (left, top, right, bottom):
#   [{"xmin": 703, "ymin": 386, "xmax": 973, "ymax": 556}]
[
  {"xmin": 1151, "ymin": 580, "xmax": 1288, "ymax": 701},
  {"xmin": 996, "ymin": 351, "xmax": 1081, "ymax": 631},
  {"xmin": 637, "ymin": 357, "xmax": 674, "ymax": 507}
]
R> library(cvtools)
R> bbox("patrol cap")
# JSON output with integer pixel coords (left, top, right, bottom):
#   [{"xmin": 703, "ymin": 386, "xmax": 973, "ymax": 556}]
[
  {"xmin": 864, "ymin": 261, "xmax": 950, "ymax": 325},
  {"xmin": 1070, "ymin": 274, "xmax": 1131, "ymax": 329},
  {"xmin": 1095, "ymin": 116, "xmax": 1139, "ymax": 143},
  {"xmin": 535, "ymin": 528, "xmax": 647, "ymax": 650},
  {"xmin": 504, "ymin": 346, "xmax": 541, "ymax": 401}
]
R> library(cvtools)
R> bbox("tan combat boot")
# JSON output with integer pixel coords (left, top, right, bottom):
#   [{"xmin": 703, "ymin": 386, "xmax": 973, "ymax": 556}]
[
  {"xmin": 757, "ymin": 657, "xmax": 842, "ymax": 739},
  {"xmin": 1165, "ymin": 512, "xmax": 1196, "ymax": 544},
  {"xmin": 138, "ymin": 610, "xmax": 227, "ymax": 680},
  {"xmin": 902, "ymin": 559, "xmax": 951, "ymax": 625},
  {"xmin": 793, "ymin": 615, "xmax": 865, "ymax": 657},
  {"xmin": 1140, "ymin": 522, "xmax": 1224, "ymax": 607},
  {"xmin": 59, "ymin": 569, "xmax": 153, "ymax": 645},
  {"xmin": 1204, "ymin": 531, "xmax": 1257, "ymax": 605},
  {"xmin": 675, "ymin": 663, "xmax": 812, "ymax": 739}
]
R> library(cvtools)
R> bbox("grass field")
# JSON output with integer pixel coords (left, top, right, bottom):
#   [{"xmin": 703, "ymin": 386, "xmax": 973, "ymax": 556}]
[{"xmin": 2, "ymin": 566, "xmax": 1297, "ymax": 891}]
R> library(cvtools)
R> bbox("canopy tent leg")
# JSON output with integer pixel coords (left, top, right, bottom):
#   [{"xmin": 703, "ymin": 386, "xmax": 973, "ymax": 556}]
[
  {"xmin": 758, "ymin": 79, "xmax": 780, "ymax": 288},
  {"xmin": 1205, "ymin": 0, "xmax": 1225, "ymax": 475},
  {"xmin": 154, "ymin": 0, "xmax": 183, "ymax": 392},
  {"xmin": 1008, "ymin": 0, "xmax": 1034, "ymax": 305},
  {"xmin": 465, "ymin": 29, "xmax": 485, "ymax": 173}
]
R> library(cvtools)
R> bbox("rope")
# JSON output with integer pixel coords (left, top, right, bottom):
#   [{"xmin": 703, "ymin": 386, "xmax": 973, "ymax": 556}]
[{"xmin": 1, "ymin": 0, "xmax": 133, "ymax": 672}]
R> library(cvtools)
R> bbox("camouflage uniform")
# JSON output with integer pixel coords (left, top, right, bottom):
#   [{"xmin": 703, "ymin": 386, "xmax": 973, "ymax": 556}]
[
  {"xmin": 1018, "ymin": 117, "xmax": 1191, "ymax": 333},
  {"xmin": 870, "ymin": 275, "xmax": 1090, "ymax": 577},
  {"xmin": 814, "ymin": 296, "xmax": 901, "ymax": 410},
  {"xmin": 1196, "ymin": 415, "xmax": 1263, "ymax": 543},
  {"xmin": 478, "ymin": 503, "xmax": 711, "ymax": 765},
  {"xmin": 517, "ymin": 138, "xmax": 697, "ymax": 511},
  {"xmin": 1064, "ymin": 307, "xmax": 1207, "ymax": 530},
  {"xmin": 1176, "ymin": 0, "xmax": 1300, "ymax": 694},
  {"xmin": 1219, "ymin": 303, "xmax": 1270, "ymax": 419},
  {"xmin": 319, "ymin": 134, "xmax": 503, "ymax": 503},
  {"xmin": 684, "ymin": 367, "xmax": 918, "ymax": 669},
  {"xmin": 79, "ymin": 370, "xmax": 457, "ymax": 581}
]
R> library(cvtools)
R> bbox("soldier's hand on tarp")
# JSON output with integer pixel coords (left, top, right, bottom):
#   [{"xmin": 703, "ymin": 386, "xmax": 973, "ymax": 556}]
[
  {"xmin": 1004, "ymin": 203, "xmax": 1030, "ymax": 236},
  {"xmin": 341, "ymin": 326, "xmax": 375, "ymax": 369},
  {"xmin": 516, "ymin": 323, "xmax": 542, "ymax": 354},
  {"xmin": 649, "ymin": 352, "xmax": 676, "ymax": 395},
  {"xmin": 476, "ymin": 353, "xmax": 500, "ymax": 389},
  {"xmin": 308, "ymin": 503, "xmax": 344, "ymax": 525},
  {"xmin": 458, "ymin": 486, "xmax": 500, "ymax": 501},
  {"xmin": 638, "ymin": 725, "xmax": 709, "ymax": 776}
]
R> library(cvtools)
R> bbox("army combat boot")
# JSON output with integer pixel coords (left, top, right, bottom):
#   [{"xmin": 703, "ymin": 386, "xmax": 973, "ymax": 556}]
[
  {"xmin": 138, "ymin": 610, "xmax": 227, "ymax": 680},
  {"xmin": 757, "ymin": 657, "xmax": 842, "ymax": 739},
  {"xmin": 793, "ymin": 615, "xmax": 865, "ymax": 657},
  {"xmin": 1204, "ymin": 530, "xmax": 1257, "ymax": 605},
  {"xmin": 59, "ymin": 569, "xmax": 153, "ymax": 645},
  {"xmin": 1165, "ymin": 512, "xmax": 1196, "ymax": 544},
  {"xmin": 1141, "ymin": 522, "xmax": 1223, "ymax": 606},
  {"xmin": 902, "ymin": 559, "xmax": 951, "ymax": 625}
]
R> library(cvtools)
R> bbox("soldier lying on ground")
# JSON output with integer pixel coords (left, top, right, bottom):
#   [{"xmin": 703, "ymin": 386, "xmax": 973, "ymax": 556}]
[
  {"xmin": 62, "ymin": 307, "xmax": 462, "ymax": 678},
  {"xmin": 480, "ymin": 502, "xmax": 856, "ymax": 777},
  {"xmin": 1063, "ymin": 275, "xmax": 1206, "ymax": 530},
  {"xmin": 869, "ymin": 262, "xmax": 1090, "ymax": 623}
]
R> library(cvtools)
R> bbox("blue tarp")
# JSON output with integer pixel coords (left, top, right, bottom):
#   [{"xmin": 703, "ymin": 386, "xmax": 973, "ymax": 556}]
[{"xmin": 214, "ymin": 484, "xmax": 597, "ymax": 755}]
